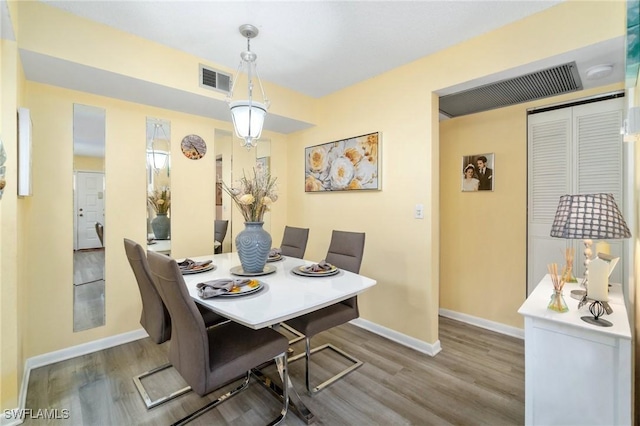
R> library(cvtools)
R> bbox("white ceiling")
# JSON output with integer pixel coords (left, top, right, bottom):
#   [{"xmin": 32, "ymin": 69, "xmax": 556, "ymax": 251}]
[
  {"xmin": 39, "ymin": 0, "xmax": 571, "ymax": 99},
  {"xmin": 3, "ymin": 0, "xmax": 627, "ymax": 139}
]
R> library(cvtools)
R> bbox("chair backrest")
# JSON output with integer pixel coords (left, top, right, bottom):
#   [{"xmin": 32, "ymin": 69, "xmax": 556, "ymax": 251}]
[
  {"xmin": 326, "ymin": 230, "xmax": 365, "ymax": 311},
  {"xmin": 280, "ymin": 226, "xmax": 310, "ymax": 258},
  {"xmin": 214, "ymin": 220, "xmax": 229, "ymax": 254},
  {"xmin": 123, "ymin": 238, "xmax": 171, "ymax": 344},
  {"xmin": 95, "ymin": 222, "xmax": 104, "ymax": 246},
  {"xmin": 325, "ymin": 230, "xmax": 365, "ymax": 274},
  {"xmin": 215, "ymin": 220, "xmax": 229, "ymax": 242},
  {"xmin": 146, "ymin": 250, "xmax": 210, "ymax": 395}
]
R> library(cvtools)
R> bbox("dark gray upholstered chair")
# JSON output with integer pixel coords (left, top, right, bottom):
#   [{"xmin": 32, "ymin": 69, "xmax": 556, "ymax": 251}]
[
  {"xmin": 146, "ymin": 250, "xmax": 289, "ymax": 426},
  {"xmin": 123, "ymin": 238, "xmax": 225, "ymax": 409},
  {"xmin": 95, "ymin": 222, "xmax": 104, "ymax": 247},
  {"xmin": 279, "ymin": 226, "xmax": 309, "ymax": 259},
  {"xmin": 278, "ymin": 226, "xmax": 312, "ymax": 344},
  {"xmin": 285, "ymin": 230, "xmax": 365, "ymax": 394},
  {"xmin": 214, "ymin": 220, "xmax": 228, "ymax": 254}
]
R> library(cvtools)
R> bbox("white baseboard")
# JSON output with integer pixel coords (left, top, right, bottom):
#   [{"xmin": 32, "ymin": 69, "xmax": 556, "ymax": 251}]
[
  {"xmin": 438, "ymin": 308, "xmax": 524, "ymax": 340},
  {"xmin": 350, "ymin": 318, "xmax": 442, "ymax": 356},
  {"xmin": 1, "ymin": 411, "xmax": 23, "ymax": 426},
  {"xmin": 13, "ymin": 328, "xmax": 148, "ymax": 425}
]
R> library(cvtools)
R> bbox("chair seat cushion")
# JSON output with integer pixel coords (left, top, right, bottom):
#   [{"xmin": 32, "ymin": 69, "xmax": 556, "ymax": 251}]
[
  {"xmin": 285, "ymin": 302, "xmax": 358, "ymax": 338},
  {"xmin": 205, "ymin": 322, "xmax": 288, "ymax": 392}
]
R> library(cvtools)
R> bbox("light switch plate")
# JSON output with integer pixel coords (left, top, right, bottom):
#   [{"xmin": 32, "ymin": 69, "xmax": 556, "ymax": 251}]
[{"xmin": 415, "ymin": 204, "xmax": 424, "ymax": 219}]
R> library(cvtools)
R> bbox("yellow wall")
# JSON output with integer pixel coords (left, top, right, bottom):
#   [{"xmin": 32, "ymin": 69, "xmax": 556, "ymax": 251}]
[
  {"xmin": 21, "ymin": 82, "xmax": 289, "ymax": 358},
  {"xmin": 73, "ymin": 155, "xmax": 104, "ymax": 172},
  {"xmin": 288, "ymin": 1, "xmax": 626, "ymax": 342},
  {"xmin": 0, "ymin": 0, "xmax": 629, "ymax": 414},
  {"xmin": 440, "ymin": 83, "xmax": 624, "ymax": 328},
  {"xmin": 0, "ymin": 32, "xmax": 27, "ymax": 409}
]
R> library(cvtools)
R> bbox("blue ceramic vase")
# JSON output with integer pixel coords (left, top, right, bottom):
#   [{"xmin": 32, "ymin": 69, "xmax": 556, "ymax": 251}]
[
  {"xmin": 151, "ymin": 213, "xmax": 170, "ymax": 240},
  {"xmin": 236, "ymin": 222, "xmax": 271, "ymax": 273}
]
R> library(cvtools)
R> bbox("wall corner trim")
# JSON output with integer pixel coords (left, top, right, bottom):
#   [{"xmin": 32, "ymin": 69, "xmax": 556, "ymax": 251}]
[
  {"xmin": 439, "ymin": 308, "xmax": 524, "ymax": 339},
  {"xmin": 350, "ymin": 318, "xmax": 442, "ymax": 356}
]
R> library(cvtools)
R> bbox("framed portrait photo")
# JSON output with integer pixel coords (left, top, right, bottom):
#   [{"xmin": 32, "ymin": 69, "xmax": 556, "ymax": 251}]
[{"xmin": 461, "ymin": 153, "xmax": 494, "ymax": 192}]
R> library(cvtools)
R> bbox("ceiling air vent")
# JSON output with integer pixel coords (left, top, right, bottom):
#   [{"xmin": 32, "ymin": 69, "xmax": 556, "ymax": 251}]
[
  {"xmin": 439, "ymin": 61, "xmax": 583, "ymax": 118},
  {"xmin": 199, "ymin": 64, "xmax": 232, "ymax": 93}
]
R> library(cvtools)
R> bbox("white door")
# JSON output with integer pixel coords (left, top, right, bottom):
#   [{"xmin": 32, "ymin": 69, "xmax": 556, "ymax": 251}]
[
  {"xmin": 75, "ymin": 171, "xmax": 105, "ymax": 250},
  {"xmin": 527, "ymin": 97, "xmax": 625, "ymax": 295},
  {"xmin": 527, "ymin": 108, "xmax": 572, "ymax": 295}
]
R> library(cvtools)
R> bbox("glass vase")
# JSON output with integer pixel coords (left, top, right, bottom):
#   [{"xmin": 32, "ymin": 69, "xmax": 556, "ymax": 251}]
[{"xmin": 547, "ymin": 290, "xmax": 569, "ymax": 313}]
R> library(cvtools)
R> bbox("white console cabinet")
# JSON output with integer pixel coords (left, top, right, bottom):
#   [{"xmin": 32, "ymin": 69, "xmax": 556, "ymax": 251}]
[{"xmin": 518, "ymin": 276, "xmax": 631, "ymax": 426}]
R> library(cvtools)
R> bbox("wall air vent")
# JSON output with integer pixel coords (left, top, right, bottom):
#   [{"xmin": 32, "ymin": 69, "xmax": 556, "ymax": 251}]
[
  {"xmin": 439, "ymin": 62, "xmax": 583, "ymax": 118},
  {"xmin": 199, "ymin": 64, "xmax": 232, "ymax": 93}
]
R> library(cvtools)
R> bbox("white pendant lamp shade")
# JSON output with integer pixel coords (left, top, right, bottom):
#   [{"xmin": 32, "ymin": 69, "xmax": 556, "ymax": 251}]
[
  {"xmin": 229, "ymin": 100, "xmax": 267, "ymax": 147},
  {"xmin": 227, "ymin": 24, "xmax": 270, "ymax": 150}
]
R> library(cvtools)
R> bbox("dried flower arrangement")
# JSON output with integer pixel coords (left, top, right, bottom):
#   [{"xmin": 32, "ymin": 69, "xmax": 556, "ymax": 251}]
[
  {"xmin": 148, "ymin": 187, "xmax": 171, "ymax": 215},
  {"xmin": 222, "ymin": 168, "xmax": 277, "ymax": 222}
]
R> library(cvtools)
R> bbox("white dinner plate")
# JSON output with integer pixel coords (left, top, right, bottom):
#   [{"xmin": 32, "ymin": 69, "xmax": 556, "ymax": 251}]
[
  {"xmin": 291, "ymin": 265, "xmax": 339, "ymax": 277},
  {"xmin": 217, "ymin": 280, "xmax": 264, "ymax": 297},
  {"xmin": 180, "ymin": 263, "xmax": 216, "ymax": 275},
  {"xmin": 230, "ymin": 264, "xmax": 277, "ymax": 277}
]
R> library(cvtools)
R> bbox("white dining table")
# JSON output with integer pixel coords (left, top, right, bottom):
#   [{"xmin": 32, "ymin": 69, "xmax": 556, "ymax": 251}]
[
  {"xmin": 181, "ymin": 252, "xmax": 377, "ymax": 329},
  {"xmin": 179, "ymin": 252, "xmax": 377, "ymax": 424}
]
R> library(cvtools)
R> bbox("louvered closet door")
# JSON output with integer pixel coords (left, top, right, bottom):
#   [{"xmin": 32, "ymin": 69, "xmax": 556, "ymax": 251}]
[
  {"xmin": 572, "ymin": 100, "xmax": 625, "ymax": 283},
  {"xmin": 527, "ymin": 108, "xmax": 572, "ymax": 295},
  {"xmin": 527, "ymin": 97, "xmax": 625, "ymax": 295}
]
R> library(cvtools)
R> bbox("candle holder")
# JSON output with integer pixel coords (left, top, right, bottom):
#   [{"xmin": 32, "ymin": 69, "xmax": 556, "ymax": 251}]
[{"xmin": 581, "ymin": 301, "xmax": 612, "ymax": 327}]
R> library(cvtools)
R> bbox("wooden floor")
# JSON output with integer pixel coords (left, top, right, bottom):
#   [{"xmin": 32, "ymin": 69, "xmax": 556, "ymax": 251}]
[
  {"xmin": 73, "ymin": 249, "xmax": 106, "ymax": 331},
  {"xmin": 73, "ymin": 280, "xmax": 105, "ymax": 332},
  {"xmin": 23, "ymin": 317, "xmax": 524, "ymax": 425},
  {"xmin": 73, "ymin": 249, "xmax": 104, "ymax": 286}
]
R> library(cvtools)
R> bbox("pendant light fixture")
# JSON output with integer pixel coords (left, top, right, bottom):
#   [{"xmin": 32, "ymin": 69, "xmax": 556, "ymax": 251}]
[
  {"xmin": 227, "ymin": 24, "xmax": 270, "ymax": 150},
  {"xmin": 148, "ymin": 122, "xmax": 169, "ymax": 173}
]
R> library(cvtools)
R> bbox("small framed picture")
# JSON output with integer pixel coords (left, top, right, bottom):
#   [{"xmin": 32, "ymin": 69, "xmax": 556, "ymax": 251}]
[{"xmin": 461, "ymin": 153, "xmax": 494, "ymax": 192}]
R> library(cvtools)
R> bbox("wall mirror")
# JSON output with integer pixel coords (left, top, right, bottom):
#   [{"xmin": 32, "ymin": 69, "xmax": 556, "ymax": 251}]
[
  {"xmin": 73, "ymin": 104, "xmax": 106, "ymax": 332},
  {"xmin": 146, "ymin": 117, "xmax": 172, "ymax": 256},
  {"xmin": 256, "ymin": 138, "xmax": 271, "ymax": 234},
  {"xmin": 215, "ymin": 129, "xmax": 233, "ymax": 253}
]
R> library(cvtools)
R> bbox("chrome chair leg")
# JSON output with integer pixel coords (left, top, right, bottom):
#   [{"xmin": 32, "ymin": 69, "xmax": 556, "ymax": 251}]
[
  {"xmin": 288, "ymin": 337, "xmax": 364, "ymax": 394},
  {"xmin": 279, "ymin": 323, "xmax": 305, "ymax": 345},
  {"xmin": 268, "ymin": 352, "xmax": 290, "ymax": 426},
  {"xmin": 133, "ymin": 363, "xmax": 191, "ymax": 409},
  {"xmin": 172, "ymin": 352, "xmax": 291, "ymax": 426},
  {"xmin": 171, "ymin": 372, "xmax": 251, "ymax": 426}
]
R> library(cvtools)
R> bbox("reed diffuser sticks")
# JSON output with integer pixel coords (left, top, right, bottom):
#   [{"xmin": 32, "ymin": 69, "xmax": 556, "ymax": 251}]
[{"xmin": 547, "ymin": 263, "xmax": 569, "ymax": 312}]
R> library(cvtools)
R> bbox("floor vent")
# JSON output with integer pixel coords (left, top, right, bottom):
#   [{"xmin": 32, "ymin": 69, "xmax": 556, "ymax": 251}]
[
  {"xmin": 199, "ymin": 64, "xmax": 232, "ymax": 93},
  {"xmin": 439, "ymin": 61, "xmax": 583, "ymax": 118}
]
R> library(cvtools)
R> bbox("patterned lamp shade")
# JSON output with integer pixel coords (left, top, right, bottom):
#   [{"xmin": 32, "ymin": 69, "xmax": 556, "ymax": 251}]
[{"xmin": 550, "ymin": 193, "xmax": 631, "ymax": 240}]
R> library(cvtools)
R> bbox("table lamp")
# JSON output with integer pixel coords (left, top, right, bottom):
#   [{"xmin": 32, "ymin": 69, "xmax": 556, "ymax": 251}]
[{"xmin": 549, "ymin": 193, "xmax": 631, "ymax": 304}]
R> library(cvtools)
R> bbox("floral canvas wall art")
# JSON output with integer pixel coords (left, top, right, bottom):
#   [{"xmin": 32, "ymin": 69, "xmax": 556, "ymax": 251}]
[{"xmin": 305, "ymin": 132, "xmax": 380, "ymax": 192}]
